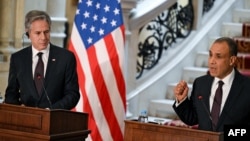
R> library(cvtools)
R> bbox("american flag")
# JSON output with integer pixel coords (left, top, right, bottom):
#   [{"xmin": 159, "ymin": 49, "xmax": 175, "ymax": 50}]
[{"xmin": 68, "ymin": 0, "xmax": 126, "ymax": 141}]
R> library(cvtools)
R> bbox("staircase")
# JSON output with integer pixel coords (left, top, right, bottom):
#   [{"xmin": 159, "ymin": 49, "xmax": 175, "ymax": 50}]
[{"xmin": 148, "ymin": 0, "xmax": 250, "ymax": 119}]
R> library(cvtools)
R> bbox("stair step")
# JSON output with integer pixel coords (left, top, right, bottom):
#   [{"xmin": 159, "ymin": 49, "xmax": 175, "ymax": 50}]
[
  {"xmin": 208, "ymin": 36, "xmax": 220, "ymax": 46},
  {"xmin": 195, "ymin": 51, "xmax": 209, "ymax": 67},
  {"xmin": 233, "ymin": 8, "xmax": 250, "ymax": 23},
  {"xmin": 242, "ymin": 22, "xmax": 250, "ymax": 37},
  {"xmin": 166, "ymin": 82, "xmax": 192, "ymax": 100},
  {"xmin": 148, "ymin": 99, "xmax": 177, "ymax": 119},
  {"xmin": 233, "ymin": 36, "xmax": 250, "ymax": 53},
  {"xmin": 237, "ymin": 53, "xmax": 250, "ymax": 70},
  {"xmin": 182, "ymin": 67, "xmax": 208, "ymax": 84},
  {"xmin": 221, "ymin": 22, "xmax": 242, "ymax": 37}
]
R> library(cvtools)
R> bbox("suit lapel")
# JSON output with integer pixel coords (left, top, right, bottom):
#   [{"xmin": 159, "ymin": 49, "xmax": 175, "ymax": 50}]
[
  {"xmin": 23, "ymin": 47, "xmax": 39, "ymax": 96},
  {"xmin": 44, "ymin": 45, "xmax": 57, "ymax": 87},
  {"xmin": 204, "ymin": 76, "xmax": 214, "ymax": 110},
  {"xmin": 218, "ymin": 70, "xmax": 243, "ymax": 127},
  {"xmin": 25, "ymin": 48, "xmax": 33, "ymax": 80}
]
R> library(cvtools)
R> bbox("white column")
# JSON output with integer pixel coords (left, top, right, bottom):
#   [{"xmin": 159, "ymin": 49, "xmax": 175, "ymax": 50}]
[
  {"xmin": 0, "ymin": 0, "xmax": 19, "ymax": 96},
  {"xmin": 121, "ymin": 0, "xmax": 138, "ymax": 118},
  {"xmin": 0, "ymin": 0, "xmax": 16, "ymax": 51},
  {"xmin": 46, "ymin": 0, "xmax": 67, "ymax": 48}
]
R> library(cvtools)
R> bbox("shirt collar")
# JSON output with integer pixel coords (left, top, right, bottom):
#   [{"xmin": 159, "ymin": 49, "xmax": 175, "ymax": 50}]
[
  {"xmin": 32, "ymin": 44, "xmax": 50, "ymax": 58},
  {"xmin": 214, "ymin": 69, "xmax": 235, "ymax": 85}
]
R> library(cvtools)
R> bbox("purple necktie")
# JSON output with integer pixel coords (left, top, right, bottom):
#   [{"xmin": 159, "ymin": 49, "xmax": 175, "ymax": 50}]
[
  {"xmin": 211, "ymin": 80, "xmax": 224, "ymax": 130},
  {"xmin": 34, "ymin": 52, "xmax": 44, "ymax": 95}
]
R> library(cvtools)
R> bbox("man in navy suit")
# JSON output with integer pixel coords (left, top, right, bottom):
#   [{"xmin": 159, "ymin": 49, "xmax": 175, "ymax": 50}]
[
  {"xmin": 173, "ymin": 37, "xmax": 250, "ymax": 132},
  {"xmin": 4, "ymin": 10, "xmax": 80, "ymax": 110}
]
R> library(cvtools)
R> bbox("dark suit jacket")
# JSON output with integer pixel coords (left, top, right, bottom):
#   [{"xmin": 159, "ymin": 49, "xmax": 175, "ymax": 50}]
[
  {"xmin": 173, "ymin": 69, "xmax": 250, "ymax": 132},
  {"xmin": 5, "ymin": 43, "xmax": 80, "ymax": 110}
]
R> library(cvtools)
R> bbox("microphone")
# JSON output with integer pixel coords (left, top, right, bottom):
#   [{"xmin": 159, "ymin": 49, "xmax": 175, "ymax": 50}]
[
  {"xmin": 36, "ymin": 73, "xmax": 52, "ymax": 109},
  {"xmin": 198, "ymin": 95, "xmax": 238, "ymax": 132},
  {"xmin": 22, "ymin": 32, "xmax": 31, "ymax": 49},
  {"xmin": 197, "ymin": 95, "xmax": 215, "ymax": 131}
]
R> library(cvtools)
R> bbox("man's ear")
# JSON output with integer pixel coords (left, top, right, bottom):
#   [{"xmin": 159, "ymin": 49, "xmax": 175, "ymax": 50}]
[{"xmin": 230, "ymin": 56, "xmax": 237, "ymax": 66}]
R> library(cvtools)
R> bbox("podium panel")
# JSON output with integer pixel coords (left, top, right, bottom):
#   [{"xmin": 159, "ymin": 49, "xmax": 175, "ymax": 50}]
[
  {"xmin": 124, "ymin": 120, "xmax": 224, "ymax": 141},
  {"xmin": 0, "ymin": 103, "xmax": 90, "ymax": 141}
]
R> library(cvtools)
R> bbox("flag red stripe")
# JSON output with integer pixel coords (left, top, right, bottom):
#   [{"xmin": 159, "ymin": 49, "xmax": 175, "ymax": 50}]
[
  {"xmin": 104, "ymin": 31, "xmax": 126, "ymax": 110},
  {"xmin": 68, "ymin": 41, "xmax": 102, "ymax": 140},
  {"xmin": 87, "ymin": 44, "xmax": 123, "ymax": 140}
]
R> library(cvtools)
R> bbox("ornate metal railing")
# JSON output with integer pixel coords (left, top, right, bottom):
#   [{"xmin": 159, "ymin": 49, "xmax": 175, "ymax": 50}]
[
  {"xmin": 136, "ymin": 0, "xmax": 194, "ymax": 79},
  {"xmin": 203, "ymin": 0, "xmax": 215, "ymax": 14}
]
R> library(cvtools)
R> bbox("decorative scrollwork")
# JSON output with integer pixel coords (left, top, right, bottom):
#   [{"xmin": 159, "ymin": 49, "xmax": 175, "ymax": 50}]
[
  {"xmin": 136, "ymin": 0, "xmax": 194, "ymax": 79},
  {"xmin": 203, "ymin": 0, "xmax": 215, "ymax": 14}
]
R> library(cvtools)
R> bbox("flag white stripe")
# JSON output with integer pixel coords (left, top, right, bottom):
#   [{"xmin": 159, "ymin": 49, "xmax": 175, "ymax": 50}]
[
  {"xmin": 112, "ymin": 27, "xmax": 125, "ymax": 71},
  {"xmin": 75, "ymin": 90, "xmax": 83, "ymax": 112},
  {"xmin": 112, "ymin": 27, "xmax": 126, "ymax": 131}
]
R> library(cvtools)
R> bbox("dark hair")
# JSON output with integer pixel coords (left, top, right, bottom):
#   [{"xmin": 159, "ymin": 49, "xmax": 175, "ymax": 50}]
[
  {"xmin": 214, "ymin": 37, "xmax": 238, "ymax": 56},
  {"xmin": 24, "ymin": 10, "xmax": 51, "ymax": 32}
]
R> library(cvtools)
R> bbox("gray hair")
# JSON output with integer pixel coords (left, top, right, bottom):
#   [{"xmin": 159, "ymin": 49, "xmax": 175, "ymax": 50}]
[{"xmin": 24, "ymin": 10, "xmax": 51, "ymax": 32}]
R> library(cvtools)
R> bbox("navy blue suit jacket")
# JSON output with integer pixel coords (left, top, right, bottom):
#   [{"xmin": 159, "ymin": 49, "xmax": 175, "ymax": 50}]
[
  {"xmin": 173, "ymin": 69, "xmax": 250, "ymax": 132},
  {"xmin": 5, "ymin": 44, "xmax": 80, "ymax": 110}
]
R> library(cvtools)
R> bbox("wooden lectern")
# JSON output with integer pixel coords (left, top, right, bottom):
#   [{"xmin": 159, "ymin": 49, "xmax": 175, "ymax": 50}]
[
  {"xmin": 0, "ymin": 103, "xmax": 90, "ymax": 141},
  {"xmin": 124, "ymin": 120, "xmax": 224, "ymax": 141}
]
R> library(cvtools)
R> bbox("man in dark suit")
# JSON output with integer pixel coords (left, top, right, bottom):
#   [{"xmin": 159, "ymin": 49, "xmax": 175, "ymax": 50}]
[
  {"xmin": 4, "ymin": 10, "xmax": 80, "ymax": 110},
  {"xmin": 173, "ymin": 37, "xmax": 250, "ymax": 132}
]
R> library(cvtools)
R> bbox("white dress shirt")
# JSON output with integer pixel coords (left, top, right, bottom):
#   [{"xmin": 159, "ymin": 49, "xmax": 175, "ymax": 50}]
[
  {"xmin": 209, "ymin": 69, "xmax": 235, "ymax": 114},
  {"xmin": 32, "ymin": 45, "xmax": 50, "ymax": 78}
]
